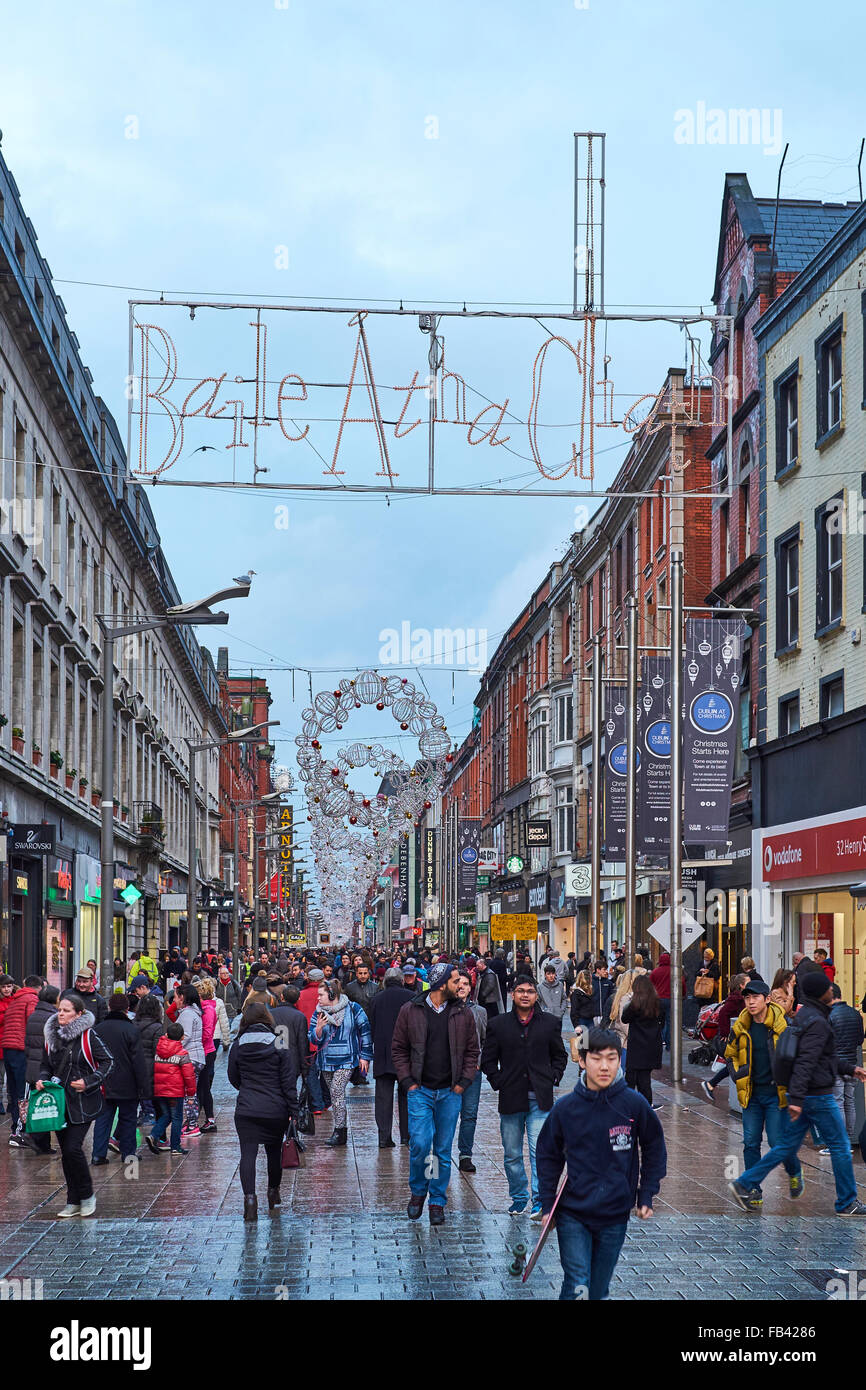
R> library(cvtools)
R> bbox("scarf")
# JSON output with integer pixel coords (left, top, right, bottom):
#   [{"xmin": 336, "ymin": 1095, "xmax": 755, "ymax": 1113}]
[{"xmin": 319, "ymin": 995, "xmax": 350, "ymax": 1030}]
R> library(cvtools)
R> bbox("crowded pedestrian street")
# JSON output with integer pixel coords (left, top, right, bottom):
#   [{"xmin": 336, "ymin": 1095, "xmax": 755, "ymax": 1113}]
[{"xmin": 0, "ymin": 1023, "xmax": 862, "ymax": 1302}]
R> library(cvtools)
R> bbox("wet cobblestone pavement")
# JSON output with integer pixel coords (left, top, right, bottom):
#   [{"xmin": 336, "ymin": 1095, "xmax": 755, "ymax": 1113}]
[{"xmin": 2, "ymin": 1034, "xmax": 866, "ymax": 1300}]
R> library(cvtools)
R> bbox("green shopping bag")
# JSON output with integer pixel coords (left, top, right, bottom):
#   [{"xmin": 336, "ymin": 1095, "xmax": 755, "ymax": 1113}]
[{"xmin": 26, "ymin": 1083, "xmax": 67, "ymax": 1133}]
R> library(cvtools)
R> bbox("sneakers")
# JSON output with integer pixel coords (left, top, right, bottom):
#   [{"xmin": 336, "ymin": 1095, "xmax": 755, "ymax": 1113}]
[
  {"xmin": 200, "ymin": 1120, "xmax": 217, "ymax": 1133},
  {"xmin": 56, "ymin": 1203, "xmax": 81, "ymax": 1218},
  {"xmin": 458, "ymin": 1156, "xmax": 476, "ymax": 1173},
  {"xmin": 90, "ymin": 1157, "xmax": 110, "ymax": 1167},
  {"xmin": 651, "ymin": 1102, "xmax": 664, "ymax": 1110},
  {"xmin": 789, "ymin": 1172, "xmax": 805, "ymax": 1200},
  {"xmin": 508, "ymin": 1200, "xmax": 528, "ymax": 1215},
  {"xmin": 8, "ymin": 1135, "xmax": 26, "ymax": 1149},
  {"xmin": 170, "ymin": 1147, "xmax": 190, "ymax": 1157},
  {"xmin": 700, "ymin": 1080, "xmax": 715, "ymax": 1102},
  {"xmin": 429, "ymin": 1204, "xmax": 445, "ymax": 1226},
  {"xmin": 107, "ymin": 1137, "xmax": 121, "ymax": 1154},
  {"xmin": 79, "ymin": 1196, "xmax": 96, "ymax": 1217},
  {"xmin": 182, "ymin": 1125, "xmax": 201, "ymax": 1138},
  {"xmin": 818, "ymin": 1147, "xmax": 831, "ymax": 1156},
  {"xmin": 145, "ymin": 1135, "xmax": 160, "ymax": 1155},
  {"xmin": 407, "ymin": 1193, "xmax": 425, "ymax": 1220},
  {"xmin": 838, "ymin": 1200, "xmax": 866, "ymax": 1217},
  {"xmin": 157, "ymin": 1139, "xmax": 171, "ymax": 1151},
  {"xmin": 729, "ymin": 1180, "xmax": 763, "ymax": 1212},
  {"xmin": 530, "ymin": 1203, "xmax": 544, "ymax": 1221}
]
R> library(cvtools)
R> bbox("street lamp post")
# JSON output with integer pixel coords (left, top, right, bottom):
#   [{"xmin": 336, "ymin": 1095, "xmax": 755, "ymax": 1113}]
[
  {"xmin": 229, "ymin": 791, "xmax": 282, "ymax": 976},
  {"xmin": 96, "ymin": 580, "xmax": 252, "ymax": 997}
]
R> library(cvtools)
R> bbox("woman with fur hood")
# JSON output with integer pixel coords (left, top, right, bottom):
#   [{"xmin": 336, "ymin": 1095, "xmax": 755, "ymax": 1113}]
[{"xmin": 36, "ymin": 992, "xmax": 113, "ymax": 1217}]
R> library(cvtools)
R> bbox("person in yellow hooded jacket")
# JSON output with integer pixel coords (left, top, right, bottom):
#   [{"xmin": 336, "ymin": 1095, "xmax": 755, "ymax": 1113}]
[{"xmin": 723, "ymin": 979, "xmax": 804, "ymax": 1209}]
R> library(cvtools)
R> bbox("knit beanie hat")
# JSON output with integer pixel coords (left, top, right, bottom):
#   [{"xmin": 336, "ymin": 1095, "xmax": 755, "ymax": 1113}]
[
  {"xmin": 428, "ymin": 961, "xmax": 454, "ymax": 992},
  {"xmin": 801, "ymin": 971, "xmax": 832, "ymax": 1001}
]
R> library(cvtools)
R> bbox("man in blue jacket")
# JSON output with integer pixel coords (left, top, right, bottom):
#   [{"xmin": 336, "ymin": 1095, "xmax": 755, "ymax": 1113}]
[{"xmin": 536, "ymin": 1027, "xmax": 667, "ymax": 1300}]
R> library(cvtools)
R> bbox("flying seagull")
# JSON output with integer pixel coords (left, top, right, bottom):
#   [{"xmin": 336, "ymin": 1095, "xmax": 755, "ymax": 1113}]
[
  {"xmin": 233, "ymin": 570, "xmax": 256, "ymax": 585},
  {"xmin": 191, "ymin": 445, "xmax": 219, "ymax": 454}
]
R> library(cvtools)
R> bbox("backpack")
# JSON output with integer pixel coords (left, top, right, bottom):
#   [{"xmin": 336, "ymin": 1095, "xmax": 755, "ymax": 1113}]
[{"xmin": 771, "ymin": 1021, "xmax": 801, "ymax": 1087}]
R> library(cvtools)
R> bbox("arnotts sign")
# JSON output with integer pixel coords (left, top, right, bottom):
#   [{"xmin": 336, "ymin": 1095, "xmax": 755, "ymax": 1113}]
[{"xmin": 128, "ymin": 303, "xmax": 727, "ymax": 496}]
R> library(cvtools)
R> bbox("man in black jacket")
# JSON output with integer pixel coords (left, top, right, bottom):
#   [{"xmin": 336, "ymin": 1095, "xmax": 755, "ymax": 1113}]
[
  {"xmin": 480, "ymin": 976, "xmax": 568, "ymax": 1219},
  {"xmin": 369, "ymin": 968, "xmax": 415, "ymax": 1147},
  {"xmin": 474, "ymin": 955, "xmax": 504, "ymax": 1020},
  {"xmin": 591, "ymin": 960, "xmax": 613, "ymax": 1025},
  {"xmin": 91, "ymin": 993, "xmax": 149, "ymax": 1164},
  {"xmin": 731, "ymin": 971, "xmax": 866, "ymax": 1216},
  {"xmin": 270, "ymin": 986, "xmax": 309, "ymax": 1085},
  {"xmin": 829, "ymin": 984, "xmax": 865, "ymax": 1140}
]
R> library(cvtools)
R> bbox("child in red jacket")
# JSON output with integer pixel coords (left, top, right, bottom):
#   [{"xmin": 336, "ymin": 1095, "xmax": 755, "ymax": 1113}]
[{"xmin": 146, "ymin": 1024, "xmax": 196, "ymax": 1155}]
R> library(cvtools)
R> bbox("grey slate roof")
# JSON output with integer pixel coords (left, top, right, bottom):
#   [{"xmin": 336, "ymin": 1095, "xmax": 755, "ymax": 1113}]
[{"xmin": 754, "ymin": 198, "xmax": 860, "ymax": 275}]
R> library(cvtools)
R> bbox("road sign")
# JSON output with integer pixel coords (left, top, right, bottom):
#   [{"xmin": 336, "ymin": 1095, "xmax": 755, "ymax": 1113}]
[
  {"xmin": 565, "ymin": 862, "xmax": 593, "ymax": 898},
  {"xmin": 648, "ymin": 906, "xmax": 704, "ymax": 954},
  {"xmin": 490, "ymin": 913, "xmax": 537, "ymax": 939}
]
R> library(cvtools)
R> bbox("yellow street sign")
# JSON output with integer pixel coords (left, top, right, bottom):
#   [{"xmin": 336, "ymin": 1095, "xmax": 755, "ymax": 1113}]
[{"xmin": 490, "ymin": 913, "xmax": 537, "ymax": 939}]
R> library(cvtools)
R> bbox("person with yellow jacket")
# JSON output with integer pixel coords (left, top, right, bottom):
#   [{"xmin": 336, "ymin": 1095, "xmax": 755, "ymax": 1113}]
[{"xmin": 724, "ymin": 979, "xmax": 804, "ymax": 1209}]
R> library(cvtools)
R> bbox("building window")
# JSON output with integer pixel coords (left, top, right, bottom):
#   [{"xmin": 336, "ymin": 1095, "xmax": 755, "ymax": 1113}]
[
  {"xmin": 778, "ymin": 693, "xmax": 800, "ymax": 736},
  {"xmin": 555, "ymin": 693, "xmax": 573, "ymax": 744},
  {"xmin": 773, "ymin": 364, "xmax": 799, "ymax": 475},
  {"xmin": 819, "ymin": 673, "xmax": 844, "ymax": 720},
  {"xmin": 815, "ymin": 316, "xmax": 843, "ymax": 442},
  {"xmin": 774, "ymin": 525, "xmax": 799, "ymax": 652},
  {"xmin": 529, "ymin": 706, "xmax": 548, "ymax": 778},
  {"xmin": 741, "ymin": 481, "xmax": 751, "ymax": 558},
  {"xmin": 555, "ymin": 785, "xmax": 574, "ymax": 855},
  {"xmin": 815, "ymin": 493, "xmax": 844, "ymax": 634},
  {"xmin": 717, "ymin": 457, "xmax": 730, "ymax": 577}
]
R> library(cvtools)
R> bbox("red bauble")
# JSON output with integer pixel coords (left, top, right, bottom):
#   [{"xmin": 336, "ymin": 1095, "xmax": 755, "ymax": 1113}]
[
  {"xmin": 424, "ymin": 800, "xmax": 432, "ymax": 809},
  {"xmin": 446, "ymin": 754, "xmax": 453, "ymax": 763},
  {"xmin": 376, "ymin": 701, "xmax": 384, "ymax": 710},
  {"xmin": 333, "ymin": 690, "xmax": 341, "ymax": 699},
  {"xmin": 400, "ymin": 722, "xmax": 409, "ymax": 730},
  {"xmin": 311, "ymin": 739, "xmax": 320, "ymax": 749},
  {"xmin": 362, "ymin": 798, "xmax": 371, "ymax": 807},
  {"xmin": 349, "ymin": 816, "xmax": 357, "ymax": 825}
]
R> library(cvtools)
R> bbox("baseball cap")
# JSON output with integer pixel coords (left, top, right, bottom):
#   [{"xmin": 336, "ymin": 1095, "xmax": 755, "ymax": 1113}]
[
  {"xmin": 742, "ymin": 980, "xmax": 769, "ymax": 997},
  {"xmin": 130, "ymin": 974, "xmax": 152, "ymax": 989}
]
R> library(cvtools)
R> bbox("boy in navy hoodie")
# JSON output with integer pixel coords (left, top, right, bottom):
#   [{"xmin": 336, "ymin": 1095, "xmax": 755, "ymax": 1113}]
[{"xmin": 536, "ymin": 1027, "xmax": 667, "ymax": 1300}]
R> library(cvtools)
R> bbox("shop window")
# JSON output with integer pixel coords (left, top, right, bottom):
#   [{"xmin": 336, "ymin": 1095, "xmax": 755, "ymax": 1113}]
[
  {"xmin": 819, "ymin": 672, "xmax": 844, "ymax": 720},
  {"xmin": 774, "ymin": 525, "xmax": 800, "ymax": 652},
  {"xmin": 778, "ymin": 692, "xmax": 800, "ymax": 736},
  {"xmin": 815, "ymin": 316, "xmax": 843, "ymax": 443},
  {"xmin": 814, "ymin": 493, "xmax": 844, "ymax": 634},
  {"xmin": 555, "ymin": 785, "xmax": 574, "ymax": 855},
  {"xmin": 773, "ymin": 363, "xmax": 799, "ymax": 476}
]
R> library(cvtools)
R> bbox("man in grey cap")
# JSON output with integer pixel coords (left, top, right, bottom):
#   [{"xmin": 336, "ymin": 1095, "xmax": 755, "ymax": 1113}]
[{"xmin": 402, "ymin": 961, "xmax": 424, "ymax": 996}]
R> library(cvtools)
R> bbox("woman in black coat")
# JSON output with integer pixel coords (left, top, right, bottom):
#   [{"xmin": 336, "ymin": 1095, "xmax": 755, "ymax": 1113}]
[
  {"xmin": 227, "ymin": 1000, "xmax": 298, "ymax": 1221},
  {"xmin": 620, "ymin": 975, "xmax": 664, "ymax": 1106},
  {"xmin": 134, "ymin": 993, "xmax": 165, "ymax": 1124},
  {"xmin": 569, "ymin": 971, "xmax": 596, "ymax": 1029},
  {"xmin": 37, "ymin": 992, "xmax": 114, "ymax": 1216}
]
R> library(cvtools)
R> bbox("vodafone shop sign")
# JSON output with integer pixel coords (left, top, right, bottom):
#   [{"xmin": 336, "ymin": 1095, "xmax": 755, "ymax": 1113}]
[{"xmin": 762, "ymin": 817, "xmax": 866, "ymax": 882}]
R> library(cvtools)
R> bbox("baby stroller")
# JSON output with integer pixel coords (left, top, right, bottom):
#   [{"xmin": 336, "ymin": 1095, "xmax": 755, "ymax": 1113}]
[{"xmin": 687, "ymin": 1001, "xmax": 724, "ymax": 1066}]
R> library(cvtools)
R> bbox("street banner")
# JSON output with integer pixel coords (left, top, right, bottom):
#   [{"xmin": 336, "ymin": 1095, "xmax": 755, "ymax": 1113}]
[
  {"xmin": 637, "ymin": 654, "xmax": 671, "ymax": 853},
  {"xmin": 424, "ymin": 828, "xmax": 437, "ymax": 898},
  {"xmin": 603, "ymin": 684, "xmax": 628, "ymax": 857},
  {"xmin": 683, "ymin": 619, "xmax": 742, "ymax": 846},
  {"xmin": 457, "ymin": 817, "xmax": 481, "ymax": 908},
  {"xmin": 490, "ymin": 912, "xmax": 538, "ymax": 939},
  {"xmin": 399, "ymin": 836, "xmax": 410, "ymax": 917}
]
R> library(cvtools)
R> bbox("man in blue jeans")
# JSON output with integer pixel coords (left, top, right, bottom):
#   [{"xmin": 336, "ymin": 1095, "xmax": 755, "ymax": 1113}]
[
  {"xmin": 391, "ymin": 961, "xmax": 479, "ymax": 1226},
  {"xmin": 731, "ymin": 971, "xmax": 866, "ymax": 1216},
  {"xmin": 481, "ymin": 976, "xmax": 567, "ymax": 1217},
  {"xmin": 536, "ymin": 1028, "xmax": 667, "ymax": 1300},
  {"xmin": 723, "ymin": 979, "xmax": 804, "ymax": 1205}
]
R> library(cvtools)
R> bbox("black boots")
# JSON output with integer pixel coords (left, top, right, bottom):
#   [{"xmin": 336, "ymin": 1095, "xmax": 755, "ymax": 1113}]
[
  {"xmin": 325, "ymin": 1126, "xmax": 348, "ymax": 1147},
  {"xmin": 267, "ymin": 1186, "xmax": 282, "ymax": 1210},
  {"xmin": 243, "ymin": 1195, "xmax": 258, "ymax": 1222}
]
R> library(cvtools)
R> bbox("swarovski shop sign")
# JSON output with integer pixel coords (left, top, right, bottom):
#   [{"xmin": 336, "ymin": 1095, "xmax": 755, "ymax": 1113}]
[
  {"xmin": 8, "ymin": 824, "xmax": 57, "ymax": 854},
  {"xmin": 683, "ymin": 618, "xmax": 742, "ymax": 846}
]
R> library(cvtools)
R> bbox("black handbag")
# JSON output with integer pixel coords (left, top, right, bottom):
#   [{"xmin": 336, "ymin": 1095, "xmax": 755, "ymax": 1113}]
[{"xmin": 297, "ymin": 1082, "xmax": 315, "ymax": 1135}]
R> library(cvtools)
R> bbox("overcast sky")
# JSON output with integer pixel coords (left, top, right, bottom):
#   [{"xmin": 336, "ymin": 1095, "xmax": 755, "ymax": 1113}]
[{"xmin": 2, "ymin": 0, "xmax": 862, "ymax": 885}]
